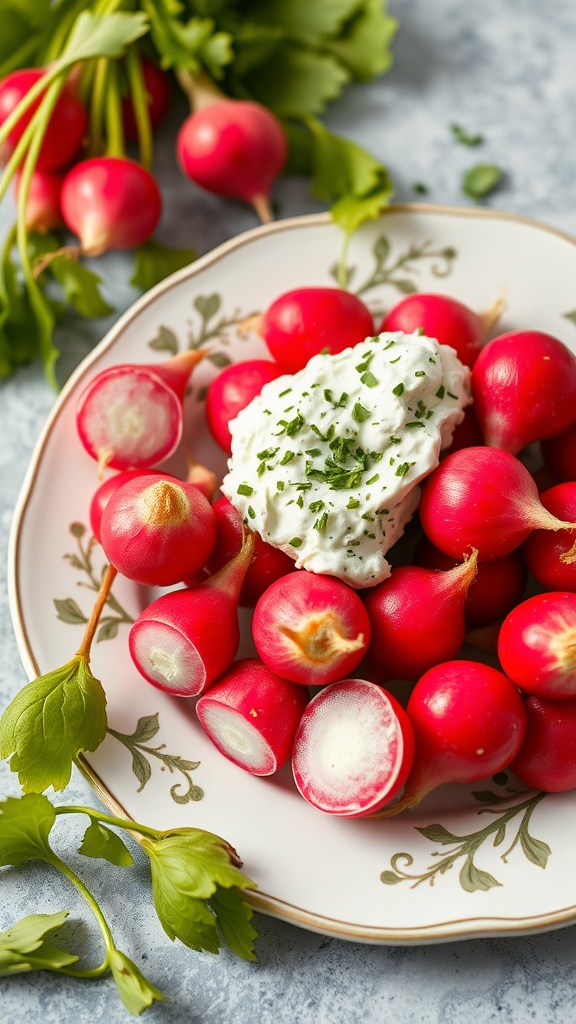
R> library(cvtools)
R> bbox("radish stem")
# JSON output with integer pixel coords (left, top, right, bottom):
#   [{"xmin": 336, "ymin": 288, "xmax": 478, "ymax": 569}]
[
  {"xmin": 125, "ymin": 45, "xmax": 153, "ymax": 170},
  {"xmin": 76, "ymin": 563, "xmax": 118, "ymax": 660}
]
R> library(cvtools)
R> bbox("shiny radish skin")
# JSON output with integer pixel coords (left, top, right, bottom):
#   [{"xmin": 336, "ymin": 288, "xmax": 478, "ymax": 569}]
[
  {"xmin": 510, "ymin": 695, "xmax": 576, "ymax": 792},
  {"xmin": 363, "ymin": 553, "xmax": 477, "ymax": 681},
  {"xmin": 129, "ymin": 533, "xmax": 254, "ymax": 696},
  {"xmin": 122, "ymin": 58, "xmax": 171, "ymax": 140},
  {"xmin": 0, "ymin": 68, "xmax": 87, "ymax": 170},
  {"xmin": 419, "ymin": 446, "xmax": 576, "ymax": 560},
  {"xmin": 196, "ymin": 658, "xmax": 309, "ymax": 776},
  {"xmin": 541, "ymin": 421, "xmax": 576, "ymax": 483},
  {"xmin": 60, "ymin": 157, "xmax": 162, "ymax": 256},
  {"xmin": 206, "ymin": 496, "xmax": 295, "ymax": 607},
  {"xmin": 100, "ymin": 475, "xmax": 217, "ymax": 587},
  {"xmin": 380, "ymin": 293, "xmax": 489, "ymax": 368},
  {"xmin": 498, "ymin": 592, "xmax": 576, "ymax": 699},
  {"xmin": 76, "ymin": 350, "xmax": 203, "ymax": 471},
  {"xmin": 261, "ymin": 288, "xmax": 375, "ymax": 374},
  {"xmin": 89, "ymin": 468, "xmax": 166, "ymax": 543},
  {"xmin": 414, "ymin": 536, "xmax": 527, "ymax": 627},
  {"xmin": 292, "ymin": 679, "xmax": 415, "ymax": 817},
  {"xmin": 177, "ymin": 100, "xmax": 287, "ymax": 218},
  {"xmin": 522, "ymin": 483, "xmax": 576, "ymax": 591},
  {"xmin": 387, "ymin": 661, "xmax": 527, "ymax": 814},
  {"xmin": 205, "ymin": 359, "xmax": 283, "ymax": 453},
  {"xmin": 472, "ymin": 330, "xmax": 576, "ymax": 453},
  {"xmin": 15, "ymin": 168, "xmax": 63, "ymax": 233},
  {"xmin": 252, "ymin": 571, "xmax": 371, "ymax": 686}
]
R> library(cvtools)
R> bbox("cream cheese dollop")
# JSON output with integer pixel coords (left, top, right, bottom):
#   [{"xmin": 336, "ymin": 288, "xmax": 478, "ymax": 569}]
[{"xmin": 221, "ymin": 331, "xmax": 471, "ymax": 587}]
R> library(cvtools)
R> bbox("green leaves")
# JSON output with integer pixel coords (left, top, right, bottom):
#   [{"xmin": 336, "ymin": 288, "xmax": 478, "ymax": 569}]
[
  {"xmin": 109, "ymin": 949, "xmax": 164, "ymax": 1015},
  {"xmin": 451, "ymin": 123, "xmax": 484, "ymax": 146},
  {"xmin": 0, "ymin": 793, "xmax": 56, "ymax": 866},
  {"xmin": 142, "ymin": 0, "xmax": 232, "ymax": 77},
  {"xmin": 462, "ymin": 163, "xmax": 504, "ymax": 201},
  {"xmin": 55, "ymin": 11, "xmax": 150, "ymax": 69},
  {"xmin": 0, "ymin": 654, "xmax": 107, "ymax": 793},
  {"xmin": 78, "ymin": 821, "xmax": 134, "ymax": 868},
  {"xmin": 0, "ymin": 912, "xmax": 79, "ymax": 976},
  {"xmin": 142, "ymin": 829, "xmax": 257, "ymax": 958},
  {"xmin": 130, "ymin": 239, "xmax": 197, "ymax": 292}
]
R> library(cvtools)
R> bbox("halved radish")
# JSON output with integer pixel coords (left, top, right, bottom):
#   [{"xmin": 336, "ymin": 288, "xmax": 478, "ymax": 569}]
[
  {"xmin": 291, "ymin": 679, "xmax": 414, "ymax": 817},
  {"xmin": 196, "ymin": 658, "xmax": 309, "ymax": 776}
]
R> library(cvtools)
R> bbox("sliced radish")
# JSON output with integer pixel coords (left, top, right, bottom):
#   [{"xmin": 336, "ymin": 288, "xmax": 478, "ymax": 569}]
[
  {"xmin": 291, "ymin": 679, "xmax": 414, "ymax": 817},
  {"xmin": 196, "ymin": 658, "xmax": 309, "ymax": 776}
]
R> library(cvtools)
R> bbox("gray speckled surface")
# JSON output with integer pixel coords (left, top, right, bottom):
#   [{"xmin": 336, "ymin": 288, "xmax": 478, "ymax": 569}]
[{"xmin": 3, "ymin": 1, "xmax": 576, "ymax": 1021}]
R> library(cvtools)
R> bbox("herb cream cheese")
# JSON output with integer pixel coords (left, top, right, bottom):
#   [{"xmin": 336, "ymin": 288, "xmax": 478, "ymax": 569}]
[{"xmin": 221, "ymin": 331, "xmax": 471, "ymax": 587}]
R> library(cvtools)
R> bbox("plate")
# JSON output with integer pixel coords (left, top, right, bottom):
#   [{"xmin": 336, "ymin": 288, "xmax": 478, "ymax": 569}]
[{"xmin": 9, "ymin": 205, "xmax": 576, "ymax": 944}]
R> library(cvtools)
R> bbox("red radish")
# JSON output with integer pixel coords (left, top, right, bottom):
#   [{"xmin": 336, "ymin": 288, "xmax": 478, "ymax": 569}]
[
  {"xmin": 205, "ymin": 359, "xmax": 283, "ymax": 453},
  {"xmin": 177, "ymin": 99, "xmax": 287, "ymax": 222},
  {"xmin": 509, "ymin": 695, "xmax": 576, "ymax": 792},
  {"xmin": 444, "ymin": 405, "xmax": 484, "ymax": 454},
  {"xmin": 419, "ymin": 446, "xmax": 576, "ymax": 560},
  {"xmin": 292, "ymin": 679, "xmax": 415, "ymax": 817},
  {"xmin": 472, "ymin": 330, "xmax": 576, "ymax": 453},
  {"xmin": 60, "ymin": 157, "xmax": 162, "ymax": 256},
  {"xmin": 541, "ymin": 421, "xmax": 576, "ymax": 483},
  {"xmin": 380, "ymin": 292, "xmax": 502, "ymax": 368},
  {"xmin": 498, "ymin": 592, "xmax": 576, "ymax": 699},
  {"xmin": 363, "ymin": 551, "xmax": 477, "ymax": 680},
  {"xmin": 122, "ymin": 58, "xmax": 171, "ymax": 140},
  {"xmin": 76, "ymin": 349, "xmax": 203, "ymax": 472},
  {"xmin": 252, "ymin": 572, "xmax": 370, "ymax": 686},
  {"xmin": 129, "ymin": 531, "xmax": 254, "ymax": 696},
  {"xmin": 196, "ymin": 658, "xmax": 309, "ymax": 776},
  {"xmin": 100, "ymin": 474, "xmax": 216, "ymax": 587},
  {"xmin": 15, "ymin": 168, "xmax": 63, "ymax": 233},
  {"xmin": 414, "ymin": 536, "xmax": 527, "ymax": 627},
  {"xmin": 380, "ymin": 660, "xmax": 526, "ymax": 815},
  {"xmin": 184, "ymin": 457, "xmax": 217, "ymax": 503},
  {"xmin": 89, "ymin": 468, "xmax": 166, "ymax": 542},
  {"xmin": 0, "ymin": 68, "xmax": 87, "ymax": 170},
  {"xmin": 522, "ymin": 483, "xmax": 576, "ymax": 590},
  {"xmin": 260, "ymin": 287, "xmax": 374, "ymax": 374},
  {"xmin": 206, "ymin": 496, "xmax": 295, "ymax": 607}
]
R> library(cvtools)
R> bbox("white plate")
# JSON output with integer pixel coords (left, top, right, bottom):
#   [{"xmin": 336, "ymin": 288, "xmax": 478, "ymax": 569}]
[{"xmin": 9, "ymin": 205, "xmax": 576, "ymax": 944}]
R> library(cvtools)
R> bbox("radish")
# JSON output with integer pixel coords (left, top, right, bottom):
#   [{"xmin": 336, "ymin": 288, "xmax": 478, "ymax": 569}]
[
  {"xmin": 129, "ymin": 531, "xmax": 254, "ymax": 696},
  {"xmin": 498, "ymin": 592, "xmax": 576, "ymax": 699},
  {"xmin": 0, "ymin": 68, "xmax": 87, "ymax": 170},
  {"xmin": 14, "ymin": 168, "xmax": 63, "ymax": 233},
  {"xmin": 196, "ymin": 658, "xmax": 309, "ymax": 776},
  {"xmin": 291, "ymin": 678, "xmax": 415, "ymax": 817},
  {"xmin": 260, "ymin": 287, "xmax": 374, "ymax": 374},
  {"xmin": 122, "ymin": 58, "xmax": 171, "ymax": 140},
  {"xmin": 522, "ymin": 483, "xmax": 576, "ymax": 590},
  {"xmin": 252, "ymin": 572, "xmax": 370, "ymax": 686},
  {"xmin": 444, "ymin": 405, "xmax": 484, "ymax": 454},
  {"xmin": 509, "ymin": 695, "xmax": 576, "ymax": 792},
  {"xmin": 380, "ymin": 660, "xmax": 526, "ymax": 815},
  {"xmin": 205, "ymin": 359, "xmax": 283, "ymax": 453},
  {"xmin": 541, "ymin": 421, "xmax": 576, "ymax": 483},
  {"xmin": 177, "ymin": 99, "xmax": 287, "ymax": 222},
  {"xmin": 363, "ymin": 551, "xmax": 477, "ymax": 680},
  {"xmin": 99, "ymin": 474, "xmax": 216, "ymax": 587},
  {"xmin": 89, "ymin": 468, "xmax": 166, "ymax": 542},
  {"xmin": 206, "ymin": 496, "xmax": 295, "ymax": 607},
  {"xmin": 76, "ymin": 349, "xmax": 203, "ymax": 471},
  {"xmin": 471, "ymin": 330, "xmax": 576, "ymax": 453},
  {"xmin": 419, "ymin": 446, "xmax": 576, "ymax": 560},
  {"xmin": 60, "ymin": 156, "xmax": 162, "ymax": 256},
  {"xmin": 380, "ymin": 292, "xmax": 503, "ymax": 368},
  {"xmin": 414, "ymin": 536, "xmax": 527, "ymax": 627}
]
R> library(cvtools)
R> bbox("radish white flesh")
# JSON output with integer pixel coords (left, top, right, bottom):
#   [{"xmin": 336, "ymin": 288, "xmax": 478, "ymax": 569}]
[
  {"xmin": 292, "ymin": 679, "xmax": 414, "ymax": 817},
  {"xmin": 130, "ymin": 617, "xmax": 206, "ymax": 696}
]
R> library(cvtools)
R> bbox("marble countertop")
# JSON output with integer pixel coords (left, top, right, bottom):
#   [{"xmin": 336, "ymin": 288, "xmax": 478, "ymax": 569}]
[{"xmin": 3, "ymin": 1, "xmax": 576, "ymax": 1021}]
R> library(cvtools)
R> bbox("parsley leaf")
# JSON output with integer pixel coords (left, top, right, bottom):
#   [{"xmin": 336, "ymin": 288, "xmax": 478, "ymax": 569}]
[
  {"xmin": 0, "ymin": 793, "xmax": 56, "ymax": 865},
  {"xmin": 130, "ymin": 239, "xmax": 197, "ymax": 291},
  {"xmin": 78, "ymin": 821, "xmax": 134, "ymax": 867},
  {"xmin": 109, "ymin": 948, "xmax": 164, "ymax": 1015},
  {"xmin": 141, "ymin": 2, "xmax": 233, "ymax": 78},
  {"xmin": 451, "ymin": 123, "xmax": 484, "ymax": 146},
  {"xmin": 324, "ymin": 0, "xmax": 398, "ymax": 81},
  {"xmin": 0, "ymin": 912, "xmax": 79, "ymax": 976},
  {"xmin": 245, "ymin": 45, "xmax": 349, "ymax": 118},
  {"xmin": 462, "ymin": 163, "xmax": 504, "ymax": 201}
]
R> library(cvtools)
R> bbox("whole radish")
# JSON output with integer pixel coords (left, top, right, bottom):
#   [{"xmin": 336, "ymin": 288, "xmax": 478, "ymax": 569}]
[
  {"xmin": 380, "ymin": 292, "xmax": 502, "ymax": 368},
  {"xmin": 509, "ymin": 695, "xmax": 576, "ymax": 792},
  {"xmin": 260, "ymin": 287, "xmax": 374, "ymax": 374},
  {"xmin": 206, "ymin": 496, "xmax": 295, "ymax": 607},
  {"xmin": 60, "ymin": 157, "xmax": 162, "ymax": 256},
  {"xmin": 122, "ymin": 58, "xmax": 171, "ymax": 140},
  {"xmin": 205, "ymin": 359, "xmax": 283, "ymax": 453},
  {"xmin": 76, "ymin": 349, "xmax": 203, "ymax": 471},
  {"xmin": 363, "ymin": 551, "xmax": 477, "ymax": 680},
  {"xmin": 541, "ymin": 421, "xmax": 576, "ymax": 483},
  {"xmin": 472, "ymin": 330, "xmax": 576, "ymax": 453},
  {"xmin": 522, "ymin": 483, "xmax": 576, "ymax": 590},
  {"xmin": 89, "ymin": 468, "xmax": 166, "ymax": 542},
  {"xmin": 498, "ymin": 592, "xmax": 576, "ymax": 699},
  {"xmin": 252, "ymin": 571, "xmax": 371, "ymax": 686},
  {"xmin": 291, "ymin": 678, "xmax": 415, "ymax": 817},
  {"xmin": 129, "ymin": 532, "xmax": 254, "ymax": 697},
  {"xmin": 419, "ymin": 446, "xmax": 576, "ymax": 560},
  {"xmin": 414, "ymin": 536, "xmax": 526, "ymax": 627},
  {"xmin": 444, "ymin": 406, "xmax": 484, "ymax": 454},
  {"xmin": 14, "ymin": 168, "xmax": 63, "ymax": 233},
  {"xmin": 177, "ymin": 99, "xmax": 287, "ymax": 222},
  {"xmin": 196, "ymin": 658, "xmax": 309, "ymax": 776},
  {"xmin": 100, "ymin": 474, "xmax": 217, "ymax": 587},
  {"xmin": 377, "ymin": 660, "xmax": 526, "ymax": 815},
  {"xmin": 0, "ymin": 68, "xmax": 87, "ymax": 170}
]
